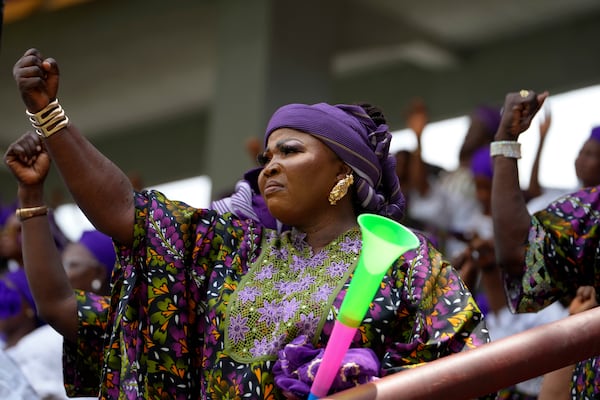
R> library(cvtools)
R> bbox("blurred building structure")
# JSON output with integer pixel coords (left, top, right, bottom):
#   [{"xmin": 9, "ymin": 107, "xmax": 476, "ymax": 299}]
[{"xmin": 0, "ymin": 0, "xmax": 599, "ymax": 199}]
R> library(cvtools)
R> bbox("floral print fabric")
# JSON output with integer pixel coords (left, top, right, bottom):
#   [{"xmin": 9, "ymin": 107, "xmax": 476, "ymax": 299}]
[
  {"xmin": 63, "ymin": 189, "xmax": 491, "ymax": 399},
  {"xmin": 504, "ymin": 186, "xmax": 600, "ymax": 399}
]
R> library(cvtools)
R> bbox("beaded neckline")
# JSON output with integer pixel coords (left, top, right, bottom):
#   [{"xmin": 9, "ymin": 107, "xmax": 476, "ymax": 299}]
[{"xmin": 225, "ymin": 227, "xmax": 362, "ymax": 362}]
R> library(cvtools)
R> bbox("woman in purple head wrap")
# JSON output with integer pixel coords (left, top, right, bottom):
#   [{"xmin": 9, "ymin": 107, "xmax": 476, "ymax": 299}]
[
  {"xmin": 574, "ymin": 125, "xmax": 600, "ymax": 188},
  {"xmin": 263, "ymin": 102, "xmax": 405, "ymax": 222},
  {"xmin": 7, "ymin": 48, "xmax": 494, "ymax": 400},
  {"xmin": 0, "ymin": 268, "xmax": 45, "ymax": 347},
  {"xmin": 62, "ymin": 230, "xmax": 116, "ymax": 296}
]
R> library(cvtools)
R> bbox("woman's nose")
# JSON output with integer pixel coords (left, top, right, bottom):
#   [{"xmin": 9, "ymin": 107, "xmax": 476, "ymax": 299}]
[{"xmin": 262, "ymin": 161, "xmax": 280, "ymax": 177}]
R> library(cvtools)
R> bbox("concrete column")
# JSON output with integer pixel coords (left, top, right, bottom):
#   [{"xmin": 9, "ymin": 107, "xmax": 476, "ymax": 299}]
[{"xmin": 206, "ymin": 0, "xmax": 339, "ymax": 198}]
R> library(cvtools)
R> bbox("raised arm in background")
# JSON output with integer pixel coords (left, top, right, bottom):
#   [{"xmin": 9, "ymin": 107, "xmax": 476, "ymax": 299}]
[
  {"xmin": 3, "ymin": 132, "xmax": 78, "ymax": 341},
  {"xmin": 524, "ymin": 108, "xmax": 551, "ymax": 202},
  {"xmin": 406, "ymin": 99, "xmax": 430, "ymax": 197},
  {"xmin": 491, "ymin": 90, "xmax": 548, "ymax": 276},
  {"xmin": 12, "ymin": 48, "xmax": 134, "ymax": 245}
]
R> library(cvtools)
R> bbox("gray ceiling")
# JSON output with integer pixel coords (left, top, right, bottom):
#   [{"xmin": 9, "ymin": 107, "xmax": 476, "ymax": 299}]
[
  {"xmin": 361, "ymin": 0, "xmax": 600, "ymax": 46},
  {"xmin": 1, "ymin": 0, "xmax": 599, "ymax": 195},
  {"xmin": 339, "ymin": 0, "xmax": 600, "ymax": 71}
]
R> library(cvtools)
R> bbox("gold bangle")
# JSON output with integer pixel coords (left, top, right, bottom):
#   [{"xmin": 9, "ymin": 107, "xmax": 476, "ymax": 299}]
[
  {"xmin": 26, "ymin": 99, "xmax": 60, "ymax": 125},
  {"xmin": 25, "ymin": 99, "xmax": 69, "ymax": 138},
  {"xmin": 15, "ymin": 206, "xmax": 49, "ymax": 221}
]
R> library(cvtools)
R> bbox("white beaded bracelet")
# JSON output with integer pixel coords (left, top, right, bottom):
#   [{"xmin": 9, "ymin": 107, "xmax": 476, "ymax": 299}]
[{"xmin": 490, "ymin": 141, "xmax": 521, "ymax": 159}]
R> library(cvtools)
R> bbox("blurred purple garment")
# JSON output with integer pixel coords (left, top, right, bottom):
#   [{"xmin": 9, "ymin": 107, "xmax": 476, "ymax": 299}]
[
  {"xmin": 0, "ymin": 277, "xmax": 22, "ymax": 320},
  {"xmin": 273, "ymin": 335, "xmax": 380, "ymax": 397}
]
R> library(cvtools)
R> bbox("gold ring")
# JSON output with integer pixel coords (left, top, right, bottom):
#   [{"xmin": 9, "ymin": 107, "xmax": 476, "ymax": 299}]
[{"xmin": 519, "ymin": 89, "xmax": 529, "ymax": 98}]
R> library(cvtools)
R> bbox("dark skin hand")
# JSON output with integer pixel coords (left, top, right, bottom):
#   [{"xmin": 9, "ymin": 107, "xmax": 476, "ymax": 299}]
[
  {"xmin": 491, "ymin": 90, "xmax": 548, "ymax": 276},
  {"xmin": 13, "ymin": 49, "xmax": 59, "ymax": 113}
]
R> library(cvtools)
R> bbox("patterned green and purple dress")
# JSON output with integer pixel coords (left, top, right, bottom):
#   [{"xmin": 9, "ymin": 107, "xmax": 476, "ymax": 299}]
[
  {"xmin": 63, "ymin": 190, "xmax": 490, "ymax": 399},
  {"xmin": 505, "ymin": 186, "xmax": 600, "ymax": 399}
]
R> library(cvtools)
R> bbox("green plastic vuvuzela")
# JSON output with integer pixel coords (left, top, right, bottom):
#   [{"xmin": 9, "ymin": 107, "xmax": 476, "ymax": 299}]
[{"xmin": 337, "ymin": 213, "xmax": 420, "ymax": 327}]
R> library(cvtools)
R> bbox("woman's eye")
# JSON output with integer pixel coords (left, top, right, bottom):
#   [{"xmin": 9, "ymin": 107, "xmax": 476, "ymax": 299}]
[
  {"xmin": 280, "ymin": 144, "xmax": 298, "ymax": 155},
  {"xmin": 257, "ymin": 153, "xmax": 270, "ymax": 166},
  {"xmin": 257, "ymin": 144, "xmax": 299, "ymax": 165}
]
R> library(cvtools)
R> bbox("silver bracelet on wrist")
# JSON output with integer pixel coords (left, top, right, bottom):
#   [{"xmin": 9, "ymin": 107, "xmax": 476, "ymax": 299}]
[{"xmin": 490, "ymin": 141, "xmax": 521, "ymax": 159}]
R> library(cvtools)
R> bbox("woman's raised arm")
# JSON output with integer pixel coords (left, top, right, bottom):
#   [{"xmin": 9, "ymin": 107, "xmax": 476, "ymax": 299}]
[
  {"xmin": 491, "ymin": 90, "xmax": 548, "ymax": 275},
  {"xmin": 13, "ymin": 48, "xmax": 134, "ymax": 245}
]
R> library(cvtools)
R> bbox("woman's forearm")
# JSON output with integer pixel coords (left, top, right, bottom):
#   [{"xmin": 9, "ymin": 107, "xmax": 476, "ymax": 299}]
[
  {"xmin": 43, "ymin": 123, "xmax": 135, "ymax": 246},
  {"xmin": 491, "ymin": 155, "xmax": 530, "ymax": 276},
  {"xmin": 491, "ymin": 90, "xmax": 548, "ymax": 277},
  {"xmin": 18, "ymin": 186, "xmax": 78, "ymax": 342}
]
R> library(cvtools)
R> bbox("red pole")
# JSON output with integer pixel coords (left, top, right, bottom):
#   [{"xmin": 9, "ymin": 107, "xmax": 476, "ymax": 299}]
[{"xmin": 325, "ymin": 306, "xmax": 600, "ymax": 400}]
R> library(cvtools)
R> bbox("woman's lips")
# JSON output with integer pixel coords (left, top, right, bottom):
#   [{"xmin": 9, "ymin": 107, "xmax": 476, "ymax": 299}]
[{"xmin": 263, "ymin": 181, "xmax": 283, "ymax": 195}]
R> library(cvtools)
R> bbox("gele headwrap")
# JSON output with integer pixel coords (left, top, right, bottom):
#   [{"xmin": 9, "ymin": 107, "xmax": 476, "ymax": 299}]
[
  {"xmin": 78, "ymin": 230, "xmax": 117, "ymax": 275},
  {"xmin": 589, "ymin": 126, "xmax": 600, "ymax": 142},
  {"xmin": 470, "ymin": 145, "xmax": 493, "ymax": 180},
  {"xmin": 0, "ymin": 268, "xmax": 44, "ymax": 326},
  {"xmin": 474, "ymin": 105, "xmax": 502, "ymax": 136},
  {"xmin": 265, "ymin": 102, "xmax": 405, "ymax": 221}
]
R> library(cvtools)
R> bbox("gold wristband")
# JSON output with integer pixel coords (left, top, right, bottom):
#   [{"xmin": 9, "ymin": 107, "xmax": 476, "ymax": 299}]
[
  {"xmin": 15, "ymin": 206, "xmax": 49, "ymax": 221},
  {"xmin": 490, "ymin": 140, "xmax": 521, "ymax": 159},
  {"xmin": 26, "ymin": 99, "xmax": 69, "ymax": 138}
]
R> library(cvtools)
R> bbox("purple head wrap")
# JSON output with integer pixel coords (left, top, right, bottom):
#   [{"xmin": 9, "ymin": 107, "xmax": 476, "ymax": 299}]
[
  {"xmin": 474, "ymin": 105, "xmax": 501, "ymax": 136},
  {"xmin": 78, "ymin": 230, "xmax": 116, "ymax": 275},
  {"xmin": 470, "ymin": 145, "xmax": 493, "ymax": 180},
  {"xmin": 0, "ymin": 201, "xmax": 17, "ymax": 227},
  {"xmin": 0, "ymin": 268, "xmax": 43, "ymax": 326},
  {"xmin": 264, "ymin": 103, "xmax": 405, "ymax": 221},
  {"xmin": 590, "ymin": 126, "xmax": 600, "ymax": 142}
]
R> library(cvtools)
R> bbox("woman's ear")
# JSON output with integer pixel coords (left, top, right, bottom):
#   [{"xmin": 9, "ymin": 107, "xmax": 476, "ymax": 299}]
[{"xmin": 337, "ymin": 163, "xmax": 353, "ymax": 178}]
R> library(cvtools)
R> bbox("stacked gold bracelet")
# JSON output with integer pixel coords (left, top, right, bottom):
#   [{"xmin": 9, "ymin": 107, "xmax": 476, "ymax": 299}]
[
  {"xmin": 15, "ymin": 206, "xmax": 49, "ymax": 221},
  {"xmin": 26, "ymin": 99, "xmax": 69, "ymax": 138}
]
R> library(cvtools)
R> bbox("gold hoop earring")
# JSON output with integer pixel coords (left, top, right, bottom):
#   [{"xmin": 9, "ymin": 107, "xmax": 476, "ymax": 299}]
[{"xmin": 328, "ymin": 174, "xmax": 354, "ymax": 205}]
